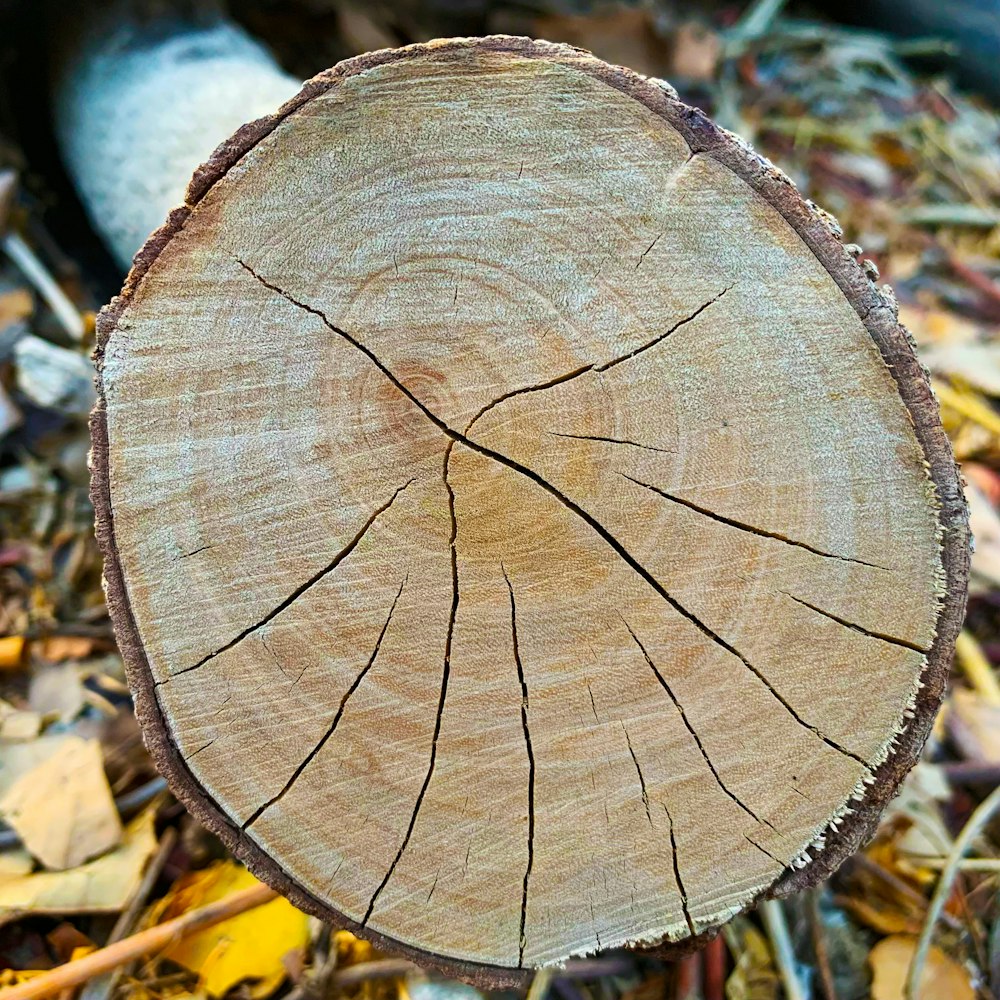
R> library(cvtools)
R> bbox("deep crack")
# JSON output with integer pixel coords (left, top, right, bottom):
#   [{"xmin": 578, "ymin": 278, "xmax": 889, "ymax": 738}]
[
  {"xmin": 595, "ymin": 286, "xmax": 731, "ymax": 372},
  {"xmin": 622, "ymin": 724, "xmax": 652, "ymax": 826},
  {"xmin": 462, "ymin": 287, "xmax": 731, "ymax": 435},
  {"xmin": 171, "ymin": 478, "xmax": 414, "ymax": 678},
  {"xmin": 549, "ymin": 432, "xmax": 674, "ymax": 455},
  {"xmin": 241, "ymin": 576, "xmax": 407, "ymax": 830},
  {"xmin": 235, "ymin": 259, "xmax": 867, "ymax": 768},
  {"xmin": 664, "ymin": 804, "xmax": 695, "ymax": 935},
  {"xmin": 783, "ymin": 593, "xmax": 929, "ymax": 654},
  {"xmin": 502, "ymin": 565, "xmax": 535, "ymax": 967},
  {"xmin": 184, "ymin": 738, "xmax": 216, "ymax": 761},
  {"xmin": 464, "ymin": 364, "xmax": 597, "ymax": 435},
  {"xmin": 744, "ymin": 833, "xmax": 786, "ymax": 870},
  {"xmin": 621, "ymin": 617, "xmax": 775, "ymax": 831},
  {"xmin": 362, "ymin": 444, "xmax": 459, "ymax": 925},
  {"xmin": 623, "ymin": 474, "xmax": 890, "ymax": 570}
]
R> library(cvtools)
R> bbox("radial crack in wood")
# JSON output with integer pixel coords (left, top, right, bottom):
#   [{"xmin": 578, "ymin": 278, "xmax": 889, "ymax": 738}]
[
  {"xmin": 620, "ymin": 616, "xmax": 775, "ymax": 830},
  {"xmin": 92, "ymin": 36, "xmax": 968, "ymax": 987}
]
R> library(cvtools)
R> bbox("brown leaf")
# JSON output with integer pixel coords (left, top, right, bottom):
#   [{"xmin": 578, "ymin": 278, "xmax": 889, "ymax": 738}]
[
  {"xmin": 0, "ymin": 636, "xmax": 26, "ymax": 672},
  {"xmin": 668, "ymin": 21, "xmax": 721, "ymax": 82},
  {"xmin": 869, "ymin": 935, "xmax": 973, "ymax": 1000},
  {"xmin": 533, "ymin": 6, "xmax": 668, "ymax": 78},
  {"xmin": 0, "ymin": 288, "xmax": 32, "ymax": 330},
  {"xmin": 948, "ymin": 687, "xmax": 1000, "ymax": 763},
  {"xmin": 0, "ymin": 736, "xmax": 122, "ymax": 870},
  {"xmin": 834, "ymin": 894, "xmax": 922, "ymax": 936},
  {"xmin": 39, "ymin": 636, "xmax": 96, "ymax": 663}
]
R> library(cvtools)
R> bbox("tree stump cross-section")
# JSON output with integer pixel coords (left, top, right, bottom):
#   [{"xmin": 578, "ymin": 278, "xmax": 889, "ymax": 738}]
[{"xmin": 91, "ymin": 36, "xmax": 969, "ymax": 985}]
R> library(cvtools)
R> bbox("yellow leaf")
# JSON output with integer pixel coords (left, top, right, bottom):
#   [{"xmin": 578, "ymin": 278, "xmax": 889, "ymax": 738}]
[
  {"xmin": 333, "ymin": 929, "xmax": 374, "ymax": 967},
  {"xmin": 0, "ymin": 970, "xmax": 47, "ymax": 989},
  {"xmin": 159, "ymin": 862, "xmax": 309, "ymax": 999},
  {"xmin": 0, "ymin": 636, "xmax": 25, "ymax": 671},
  {"xmin": 870, "ymin": 935, "xmax": 974, "ymax": 1000},
  {"xmin": 723, "ymin": 917, "xmax": 780, "ymax": 1000}
]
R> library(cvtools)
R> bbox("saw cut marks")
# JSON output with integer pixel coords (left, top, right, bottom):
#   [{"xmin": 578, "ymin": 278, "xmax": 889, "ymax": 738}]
[{"xmin": 93, "ymin": 37, "xmax": 964, "ymax": 982}]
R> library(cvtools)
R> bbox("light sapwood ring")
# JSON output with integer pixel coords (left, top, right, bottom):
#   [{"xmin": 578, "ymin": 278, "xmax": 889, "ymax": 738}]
[{"xmin": 91, "ymin": 36, "xmax": 970, "ymax": 986}]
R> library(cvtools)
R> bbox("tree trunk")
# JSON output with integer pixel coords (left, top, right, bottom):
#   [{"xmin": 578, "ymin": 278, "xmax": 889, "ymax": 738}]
[{"xmin": 90, "ymin": 36, "xmax": 969, "ymax": 986}]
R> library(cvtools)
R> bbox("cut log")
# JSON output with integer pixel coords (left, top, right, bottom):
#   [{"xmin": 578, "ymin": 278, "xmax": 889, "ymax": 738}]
[{"xmin": 91, "ymin": 36, "xmax": 969, "ymax": 985}]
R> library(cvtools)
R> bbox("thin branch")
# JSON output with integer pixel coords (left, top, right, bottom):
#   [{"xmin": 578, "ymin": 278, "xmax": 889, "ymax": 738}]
[
  {"xmin": 906, "ymin": 782, "xmax": 1000, "ymax": 998},
  {"xmin": 760, "ymin": 899, "xmax": 806, "ymax": 1000},
  {"xmin": 0, "ymin": 884, "xmax": 277, "ymax": 1000}
]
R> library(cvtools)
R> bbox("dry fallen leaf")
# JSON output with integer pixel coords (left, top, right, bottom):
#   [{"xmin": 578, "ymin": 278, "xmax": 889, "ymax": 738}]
[
  {"xmin": 869, "ymin": 935, "xmax": 974, "ymax": 1000},
  {"xmin": 0, "ymin": 700, "xmax": 41, "ymax": 741},
  {"xmin": 882, "ymin": 762, "xmax": 953, "ymax": 861},
  {"xmin": 966, "ymin": 480, "xmax": 1000, "ymax": 591},
  {"xmin": 834, "ymin": 892, "xmax": 923, "ymax": 936},
  {"xmin": 0, "ymin": 287, "xmax": 33, "ymax": 329},
  {"xmin": 28, "ymin": 662, "xmax": 86, "ymax": 722},
  {"xmin": 0, "ymin": 735, "xmax": 122, "ymax": 869},
  {"xmin": 0, "ymin": 848, "xmax": 33, "ymax": 879},
  {"xmin": 0, "ymin": 636, "xmax": 25, "ymax": 671},
  {"xmin": 921, "ymin": 342, "xmax": 1000, "ymax": 396},
  {"xmin": 39, "ymin": 636, "xmax": 96, "ymax": 663},
  {"xmin": 947, "ymin": 687, "xmax": 1000, "ymax": 762},
  {"xmin": 723, "ymin": 916, "xmax": 780, "ymax": 1000},
  {"xmin": 533, "ymin": 6, "xmax": 668, "ymax": 78},
  {"xmin": 0, "ymin": 808, "xmax": 156, "ymax": 921},
  {"xmin": 155, "ymin": 861, "xmax": 310, "ymax": 999},
  {"xmin": 668, "ymin": 21, "xmax": 721, "ymax": 82},
  {"xmin": 902, "ymin": 304, "xmax": 981, "ymax": 348}
]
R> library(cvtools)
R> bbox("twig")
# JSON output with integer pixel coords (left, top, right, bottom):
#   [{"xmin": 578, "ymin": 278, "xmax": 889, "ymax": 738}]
[
  {"xmin": 115, "ymin": 777, "xmax": 170, "ymax": 816},
  {"xmin": 2, "ymin": 232, "xmax": 85, "ymax": 342},
  {"xmin": 943, "ymin": 760, "xmax": 1000, "ymax": 785},
  {"xmin": 760, "ymin": 899, "xmax": 806, "ymax": 1000},
  {"xmin": 283, "ymin": 928, "xmax": 336, "ymax": 1000},
  {"xmin": 330, "ymin": 960, "xmax": 417, "ymax": 987},
  {"xmin": 808, "ymin": 891, "xmax": 838, "ymax": 1000},
  {"xmin": 560, "ymin": 957, "xmax": 637, "ymax": 979},
  {"xmin": 526, "ymin": 967, "xmax": 555, "ymax": 1000},
  {"xmin": 906, "ymin": 783, "xmax": 1000, "ymax": 998},
  {"xmin": 955, "ymin": 631, "xmax": 1000, "ymax": 705},
  {"xmin": 325, "ymin": 956, "xmax": 633, "ymax": 991},
  {"xmin": 915, "ymin": 857, "xmax": 1000, "ymax": 871},
  {"xmin": 0, "ymin": 883, "xmax": 277, "ymax": 1000},
  {"xmin": 78, "ymin": 827, "xmax": 178, "ymax": 1000},
  {"xmin": 702, "ymin": 935, "xmax": 725, "ymax": 1000},
  {"xmin": 932, "ymin": 380, "xmax": 1000, "ymax": 439}
]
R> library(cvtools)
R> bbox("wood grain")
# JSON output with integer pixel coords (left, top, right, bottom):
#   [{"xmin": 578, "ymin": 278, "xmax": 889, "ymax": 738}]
[{"xmin": 91, "ymin": 36, "xmax": 969, "ymax": 984}]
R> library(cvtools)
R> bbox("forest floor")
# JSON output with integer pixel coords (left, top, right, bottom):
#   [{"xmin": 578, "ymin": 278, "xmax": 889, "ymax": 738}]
[{"xmin": 2, "ymin": 1, "xmax": 1000, "ymax": 999}]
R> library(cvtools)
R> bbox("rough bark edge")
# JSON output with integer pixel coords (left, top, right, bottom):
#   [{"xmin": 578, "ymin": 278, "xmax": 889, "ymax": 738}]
[{"xmin": 88, "ymin": 35, "xmax": 970, "ymax": 988}]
